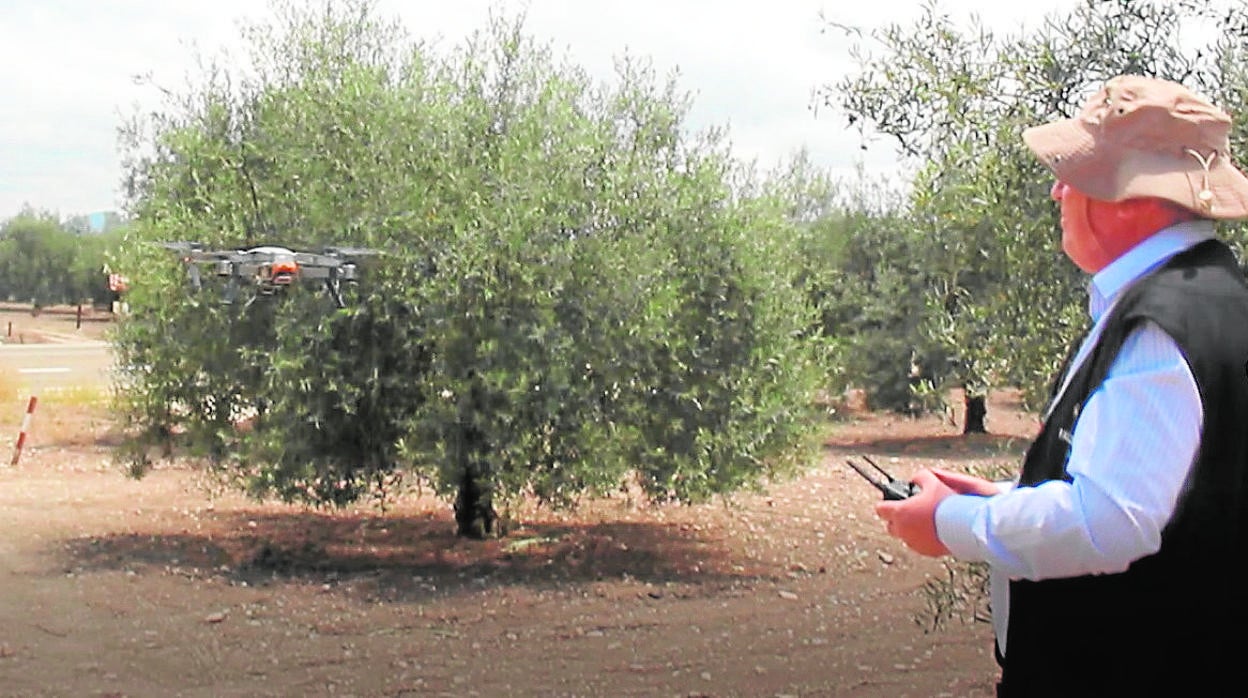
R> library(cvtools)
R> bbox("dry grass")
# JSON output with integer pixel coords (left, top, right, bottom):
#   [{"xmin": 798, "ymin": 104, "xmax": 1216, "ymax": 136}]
[
  {"xmin": 0, "ymin": 366, "xmax": 17, "ymax": 404},
  {"xmin": 0, "ymin": 389, "xmax": 115, "ymax": 452}
]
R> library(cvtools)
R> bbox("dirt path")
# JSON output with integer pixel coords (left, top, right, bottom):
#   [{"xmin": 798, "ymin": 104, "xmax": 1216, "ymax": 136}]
[{"xmin": 0, "ymin": 397, "xmax": 1035, "ymax": 697}]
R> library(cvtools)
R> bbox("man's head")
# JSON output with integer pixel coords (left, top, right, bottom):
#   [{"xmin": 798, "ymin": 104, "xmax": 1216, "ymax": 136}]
[{"xmin": 1024, "ymin": 75, "xmax": 1248, "ymax": 271}]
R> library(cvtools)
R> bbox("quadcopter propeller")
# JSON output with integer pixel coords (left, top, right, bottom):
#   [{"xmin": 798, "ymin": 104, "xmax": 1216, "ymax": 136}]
[{"xmin": 322, "ymin": 246, "xmax": 380, "ymax": 257}]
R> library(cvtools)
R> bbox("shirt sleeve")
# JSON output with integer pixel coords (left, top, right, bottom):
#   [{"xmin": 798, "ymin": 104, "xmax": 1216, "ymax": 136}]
[{"xmin": 935, "ymin": 320, "xmax": 1202, "ymax": 580}]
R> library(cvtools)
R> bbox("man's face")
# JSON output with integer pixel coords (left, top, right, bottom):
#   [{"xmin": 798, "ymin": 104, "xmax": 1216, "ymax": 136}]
[{"xmin": 1050, "ymin": 180, "xmax": 1118, "ymax": 273}]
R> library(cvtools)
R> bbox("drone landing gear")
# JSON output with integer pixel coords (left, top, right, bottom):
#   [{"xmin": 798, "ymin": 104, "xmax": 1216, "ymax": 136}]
[{"xmin": 326, "ymin": 278, "xmax": 346, "ymax": 309}]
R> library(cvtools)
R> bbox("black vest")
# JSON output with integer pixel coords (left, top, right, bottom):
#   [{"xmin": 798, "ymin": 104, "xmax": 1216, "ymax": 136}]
[{"xmin": 998, "ymin": 240, "xmax": 1248, "ymax": 696}]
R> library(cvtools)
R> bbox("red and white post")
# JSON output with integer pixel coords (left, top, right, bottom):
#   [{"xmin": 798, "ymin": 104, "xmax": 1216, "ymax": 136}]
[{"xmin": 9, "ymin": 395, "xmax": 38, "ymax": 467}]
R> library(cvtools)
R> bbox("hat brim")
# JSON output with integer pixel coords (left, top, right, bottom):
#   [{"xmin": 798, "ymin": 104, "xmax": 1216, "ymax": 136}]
[
  {"xmin": 1024, "ymin": 117, "xmax": 1248, "ymax": 219},
  {"xmin": 1202, "ymin": 156, "xmax": 1248, "ymax": 219}
]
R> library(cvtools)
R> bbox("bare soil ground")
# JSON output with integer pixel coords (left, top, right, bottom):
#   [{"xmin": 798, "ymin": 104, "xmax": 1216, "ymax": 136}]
[{"xmin": 0, "ymin": 308, "xmax": 1037, "ymax": 697}]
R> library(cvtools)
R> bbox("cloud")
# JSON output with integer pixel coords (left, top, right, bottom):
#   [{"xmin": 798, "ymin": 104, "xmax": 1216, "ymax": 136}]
[
  {"xmin": 0, "ymin": 0, "xmax": 262, "ymax": 217},
  {"xmin": 0, "ymin": 0, "xmax": 1075, "ymax": 220}
]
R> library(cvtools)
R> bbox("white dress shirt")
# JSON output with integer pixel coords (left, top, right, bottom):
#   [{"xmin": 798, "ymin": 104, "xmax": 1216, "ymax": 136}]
[{"xmin": 935, "ymin": 220, "xmax": 1214, "ymax": 655}]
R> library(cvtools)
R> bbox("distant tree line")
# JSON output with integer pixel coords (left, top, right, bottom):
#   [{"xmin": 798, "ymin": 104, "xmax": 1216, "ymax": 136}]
[{"xmin": 0, "ymin": 207, "xmax": 126, "ymax": 310}]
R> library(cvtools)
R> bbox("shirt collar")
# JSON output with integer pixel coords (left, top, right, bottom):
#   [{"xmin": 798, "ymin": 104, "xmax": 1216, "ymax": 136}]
[{"xmin": 1087, "ymin": 219, "xmax": 1216, "ymax": 321}]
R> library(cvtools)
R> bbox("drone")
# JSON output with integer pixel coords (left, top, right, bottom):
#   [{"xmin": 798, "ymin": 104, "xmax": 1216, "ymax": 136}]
[{"xmin": 161, "ymin": 242, "xmax": 379, "ymax": 308}]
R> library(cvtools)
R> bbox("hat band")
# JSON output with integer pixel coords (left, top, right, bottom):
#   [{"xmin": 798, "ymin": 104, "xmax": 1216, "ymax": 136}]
[{"xmin": 1185, "ymin": 148, "xmax": 1217, "ymax": 210}]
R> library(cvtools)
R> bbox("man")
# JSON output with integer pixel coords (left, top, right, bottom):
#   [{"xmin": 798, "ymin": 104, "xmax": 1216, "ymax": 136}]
[{"xmin": 875, "ymin": 74, "xmax": 1248, "ymax": 696}]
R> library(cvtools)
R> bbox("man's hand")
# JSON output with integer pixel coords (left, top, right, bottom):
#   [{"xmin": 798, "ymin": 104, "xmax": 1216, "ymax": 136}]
[
  {"xmin": 874, "ymin": 468, "xmax": 994, "ymax": 557},
  {"xmin": 929, "ymin": 468, "xmax": 1000, "ymax": 497}
]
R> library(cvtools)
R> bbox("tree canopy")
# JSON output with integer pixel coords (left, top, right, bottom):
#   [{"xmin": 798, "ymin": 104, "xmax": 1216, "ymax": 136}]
[{"xmin": 113, "ymin": 0, "xmax": 833, "ymax": 537}]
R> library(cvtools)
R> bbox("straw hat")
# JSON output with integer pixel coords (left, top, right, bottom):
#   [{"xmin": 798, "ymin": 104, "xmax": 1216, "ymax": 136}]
[{"xmin": 1023, "ymin": 74, "xmax": 1248, "ymax": 220}]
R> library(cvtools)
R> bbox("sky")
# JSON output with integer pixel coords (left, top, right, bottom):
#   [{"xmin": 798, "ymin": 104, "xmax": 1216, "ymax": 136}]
[{"xmin": 0, "ymin": 0, "xmax": 1082, "ymax": 221}]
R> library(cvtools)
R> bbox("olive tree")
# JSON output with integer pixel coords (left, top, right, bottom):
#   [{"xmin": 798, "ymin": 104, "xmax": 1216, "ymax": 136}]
[{"xmin": 114, "ymin": 0, "xmax": 827, "ymax": 537}]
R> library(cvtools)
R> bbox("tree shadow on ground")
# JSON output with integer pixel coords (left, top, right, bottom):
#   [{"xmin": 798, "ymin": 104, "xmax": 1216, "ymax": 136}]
[
  {"xmin": 825, "ymin": 432, "xmax": 1030, "ymax": 461},
  {"xmin": 58, "ymin": 509, "xmax": 753, "ymax": 603}
]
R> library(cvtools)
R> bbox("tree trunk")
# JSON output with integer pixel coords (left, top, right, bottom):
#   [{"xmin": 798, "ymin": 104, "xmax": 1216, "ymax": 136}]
[
  {"xmin": 454, "ymin": 462, "xmax": 498, "ymax": 539},
  {"xmin": 963, "ymin": 392, "xmax": 987, "ymax": 434},
  {"xmin": 452, "ymin": 386, "xmax": 500, "ymax": 539}
]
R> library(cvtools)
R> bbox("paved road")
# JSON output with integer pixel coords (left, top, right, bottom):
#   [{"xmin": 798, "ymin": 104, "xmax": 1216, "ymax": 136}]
[{"xmin": 0, "ymin": 341, "xmax": 113, "ymax": 392}]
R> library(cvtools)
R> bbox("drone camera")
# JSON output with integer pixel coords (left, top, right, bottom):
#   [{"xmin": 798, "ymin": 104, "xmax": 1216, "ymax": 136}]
[
  {"xmin": 339, "ymin": 264, "xmax": 357, "ymax": 282},
  {"xmin": 215, "ymin": 260, "xmax": 234, "ymax": 277}
]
